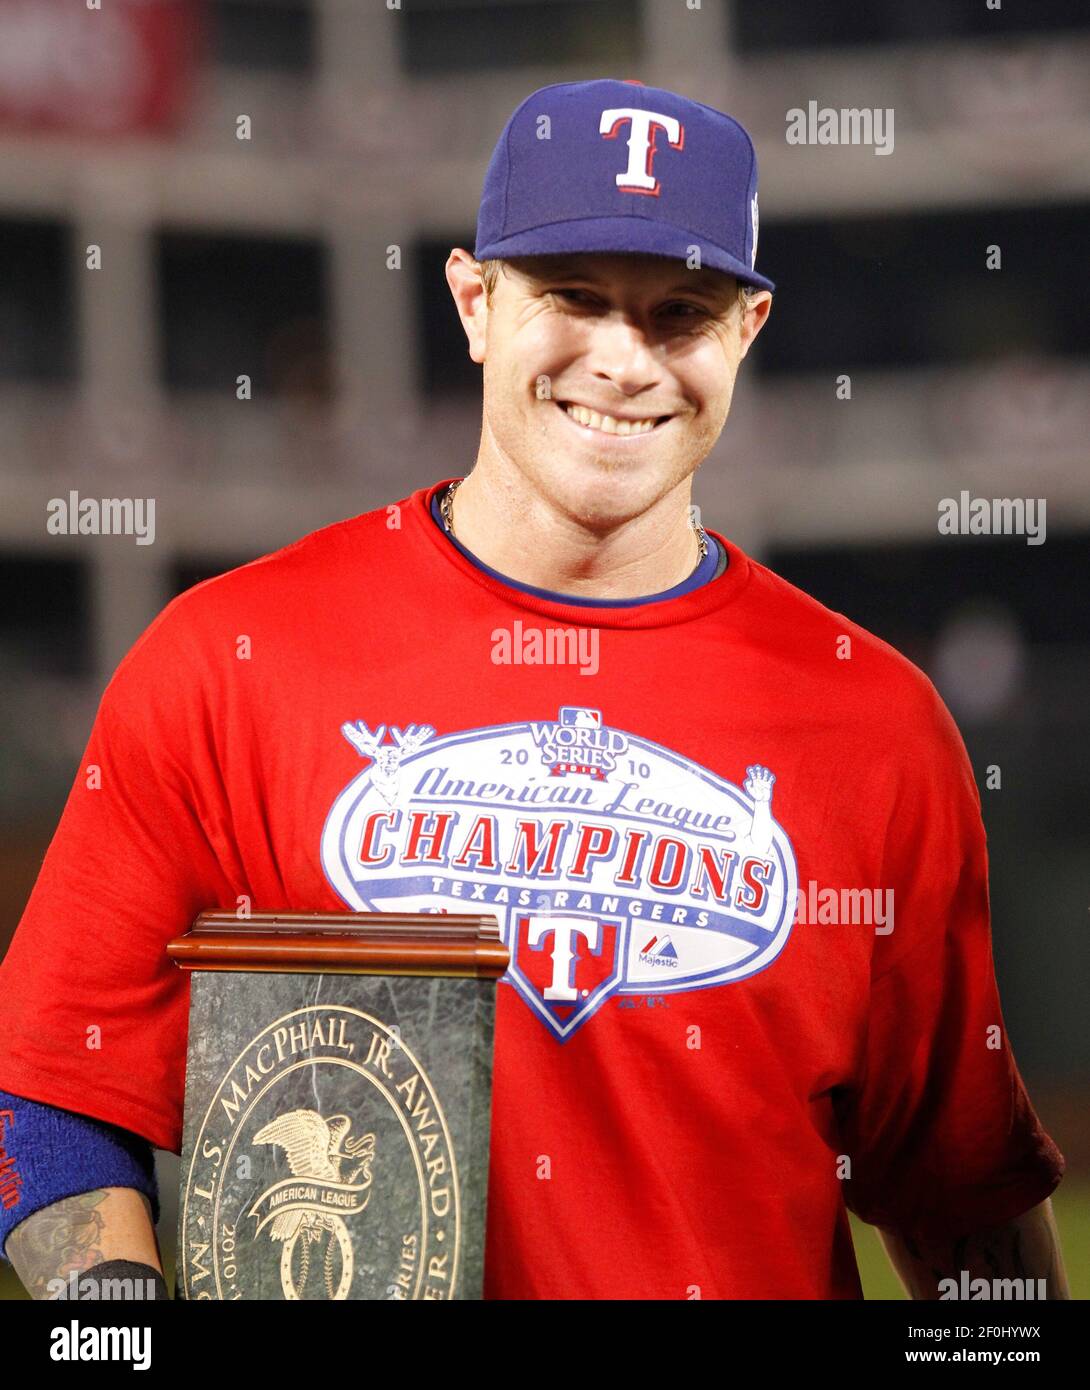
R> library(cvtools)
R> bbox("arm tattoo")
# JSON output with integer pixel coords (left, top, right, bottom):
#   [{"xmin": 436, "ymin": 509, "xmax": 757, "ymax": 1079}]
[
  {"xmin": 882, "ymin": 1204, "xmax": 1069, "ymax": 1300},
  {"xmin": 7, "ymin": 1189, "xmax": 109, "ymax": 1300}
]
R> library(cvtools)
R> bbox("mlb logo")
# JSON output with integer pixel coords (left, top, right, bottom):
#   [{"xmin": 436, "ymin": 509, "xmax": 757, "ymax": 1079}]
[{"xmin": 559, "ymin": 707, "xmax": 601, "ymax": 729}]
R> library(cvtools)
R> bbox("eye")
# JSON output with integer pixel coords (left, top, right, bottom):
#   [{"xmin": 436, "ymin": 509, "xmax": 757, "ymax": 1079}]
[
  {"xmin": 552, "ymin": 288, "xmax": 598, "ymax": 306},
  {"xmin": 550, "ymin": 289, "xmax": 708, "ymax": 322},
  {"xmin": 660, "ymin": 301, "xmax": 707, "ymax": 319}
]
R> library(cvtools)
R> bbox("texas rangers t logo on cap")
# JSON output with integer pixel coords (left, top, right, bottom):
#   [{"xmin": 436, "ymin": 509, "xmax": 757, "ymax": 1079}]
[
  {"xmin": 599, "ymin": 107, "xmax": 685, "ymax": 196},
  {"xmin": 473, "ymin": 78, "xmax": 776, "ymax": 293}
]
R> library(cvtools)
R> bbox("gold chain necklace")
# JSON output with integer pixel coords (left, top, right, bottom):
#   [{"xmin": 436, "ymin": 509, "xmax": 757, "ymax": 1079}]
[{"xmin": 440, "ymin": 479, "xmax": 708, "ymax": 561}]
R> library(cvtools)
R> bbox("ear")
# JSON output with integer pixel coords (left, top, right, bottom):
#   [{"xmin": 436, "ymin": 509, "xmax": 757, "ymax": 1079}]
[
  {"xmin": 445, "ymin": 248, "xmax": 489, "ymax": 365},
  {"xmin": 738, "ymin": 291, "xmax": 773, "ymax": 361}
]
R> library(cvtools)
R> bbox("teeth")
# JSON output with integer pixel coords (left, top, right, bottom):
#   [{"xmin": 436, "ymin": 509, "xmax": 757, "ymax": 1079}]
[{"xmin": 564, "ymin": 403, "xmax": 658, "ymax": 435}]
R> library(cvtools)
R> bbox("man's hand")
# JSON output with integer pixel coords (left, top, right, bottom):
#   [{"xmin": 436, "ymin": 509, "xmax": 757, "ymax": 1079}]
[
  {"xmin": 877, "ymin": 1196, "xmax": 1069, "ymax": 1300},
  {"xmin": 5, "ymin": 1186, "xmax": 163, "ymax": 1300}
]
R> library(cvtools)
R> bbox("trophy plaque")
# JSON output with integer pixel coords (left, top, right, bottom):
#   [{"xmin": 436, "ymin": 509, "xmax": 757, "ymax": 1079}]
[{"xmin": 167, "ymin": 911, "xmax": 508, "ymax": 1302}]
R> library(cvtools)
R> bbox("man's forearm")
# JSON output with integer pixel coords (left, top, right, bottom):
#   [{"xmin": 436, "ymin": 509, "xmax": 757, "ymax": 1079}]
[
  {"xmin": 878, "ymin": 1197, "xmax": 1069, "ymax": 1300},
  {"xmin": 5, "ymin": 1186, "xmax": 162, "ymax": 1300}
]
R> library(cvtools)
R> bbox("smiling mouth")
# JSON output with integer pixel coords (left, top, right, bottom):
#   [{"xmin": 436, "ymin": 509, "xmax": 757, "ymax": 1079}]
[{"xmin": 556, "ymin": 400, "xmax": 671, "ymax": 437}]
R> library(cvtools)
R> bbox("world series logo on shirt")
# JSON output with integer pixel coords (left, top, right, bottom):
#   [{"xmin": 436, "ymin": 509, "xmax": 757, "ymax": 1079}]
[{"xmin": 322, "ymin": 708, "xmax": 798, "ymax": 1041}]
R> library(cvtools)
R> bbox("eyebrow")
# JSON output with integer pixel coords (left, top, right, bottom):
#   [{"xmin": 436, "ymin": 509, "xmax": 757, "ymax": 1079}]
[{"xmin": 523, "ymin": 258, "xmax": 733, "ymax": 300}]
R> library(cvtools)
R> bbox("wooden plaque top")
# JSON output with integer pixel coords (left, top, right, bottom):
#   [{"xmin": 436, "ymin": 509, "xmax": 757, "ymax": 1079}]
[{"xmin": 167, "ymin": 911, "xmax": 509, "ymax": 980}]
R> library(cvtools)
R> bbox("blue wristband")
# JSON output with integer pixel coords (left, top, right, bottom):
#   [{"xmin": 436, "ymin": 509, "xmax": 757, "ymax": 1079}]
[{"xmin": 0, "ymin": 1090, "xmax": 159, "ymax": 1260}]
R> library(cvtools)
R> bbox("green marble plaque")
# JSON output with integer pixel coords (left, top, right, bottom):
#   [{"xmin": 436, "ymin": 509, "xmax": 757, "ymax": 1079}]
[{"xmin": 176, "ymin": 969, "xmax": 496, "ymax": 1301}]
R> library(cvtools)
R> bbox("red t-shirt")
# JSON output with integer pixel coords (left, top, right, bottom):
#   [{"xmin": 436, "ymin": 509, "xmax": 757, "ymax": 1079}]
[{"xmin": 0, "ymin": 479, "xmax": 1064, "ymax": 1298}]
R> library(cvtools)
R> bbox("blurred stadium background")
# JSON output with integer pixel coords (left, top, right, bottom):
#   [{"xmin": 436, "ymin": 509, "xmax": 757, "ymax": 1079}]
[{"xmin": 0, "ymin": 0, "xmax": 1087, "ymax": 1298}]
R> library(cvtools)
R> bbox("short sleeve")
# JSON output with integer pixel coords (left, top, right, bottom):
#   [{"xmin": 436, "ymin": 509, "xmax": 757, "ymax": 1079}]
[
  {"xmin": 0, "ymin": 599, "xmax": 235, "ymax": 1153},
  {"xmin": 837, "ymin": 678, "xmax": 1065, "ymax": 1240}
]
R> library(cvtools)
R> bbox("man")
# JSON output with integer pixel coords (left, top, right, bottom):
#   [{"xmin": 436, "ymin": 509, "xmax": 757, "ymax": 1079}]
[{"xmin": 0, "ymin": 79, "xmax": 1067, "ymax": 1300}]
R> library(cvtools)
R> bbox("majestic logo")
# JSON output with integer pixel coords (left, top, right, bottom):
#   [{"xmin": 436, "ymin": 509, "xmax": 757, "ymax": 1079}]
[
  {"xmin": 600, "ymin": 106, "xmax": 685, "ymax": 196},
  {"xmin": 180, "ymin": 1007, "xmax": 459, "ymax": 1300},
  {"xmin": 322, "ymin": 709, "xmax": 798, "ymax": 1042},
  {"xmin": 638, "ymin": 933, "xmax": 679, "ymax": 969}
]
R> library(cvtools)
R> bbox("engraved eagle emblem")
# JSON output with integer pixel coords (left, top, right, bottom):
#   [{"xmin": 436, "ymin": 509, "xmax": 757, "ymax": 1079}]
[{"xmin": 251, "ymin": 1109, "xmax": 375, "ymax": 1300}]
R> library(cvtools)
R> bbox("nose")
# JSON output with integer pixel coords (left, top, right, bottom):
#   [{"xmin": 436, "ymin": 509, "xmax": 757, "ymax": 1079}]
[{"xmin": 583, "ymin": 312, "xmax": 665, "ymax": 399}]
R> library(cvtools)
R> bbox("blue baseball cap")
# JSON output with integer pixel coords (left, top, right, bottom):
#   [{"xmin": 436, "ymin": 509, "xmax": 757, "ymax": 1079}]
[{"xmin": 474, "ymin": 78, "xmax": 774, "ymax": 293}]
